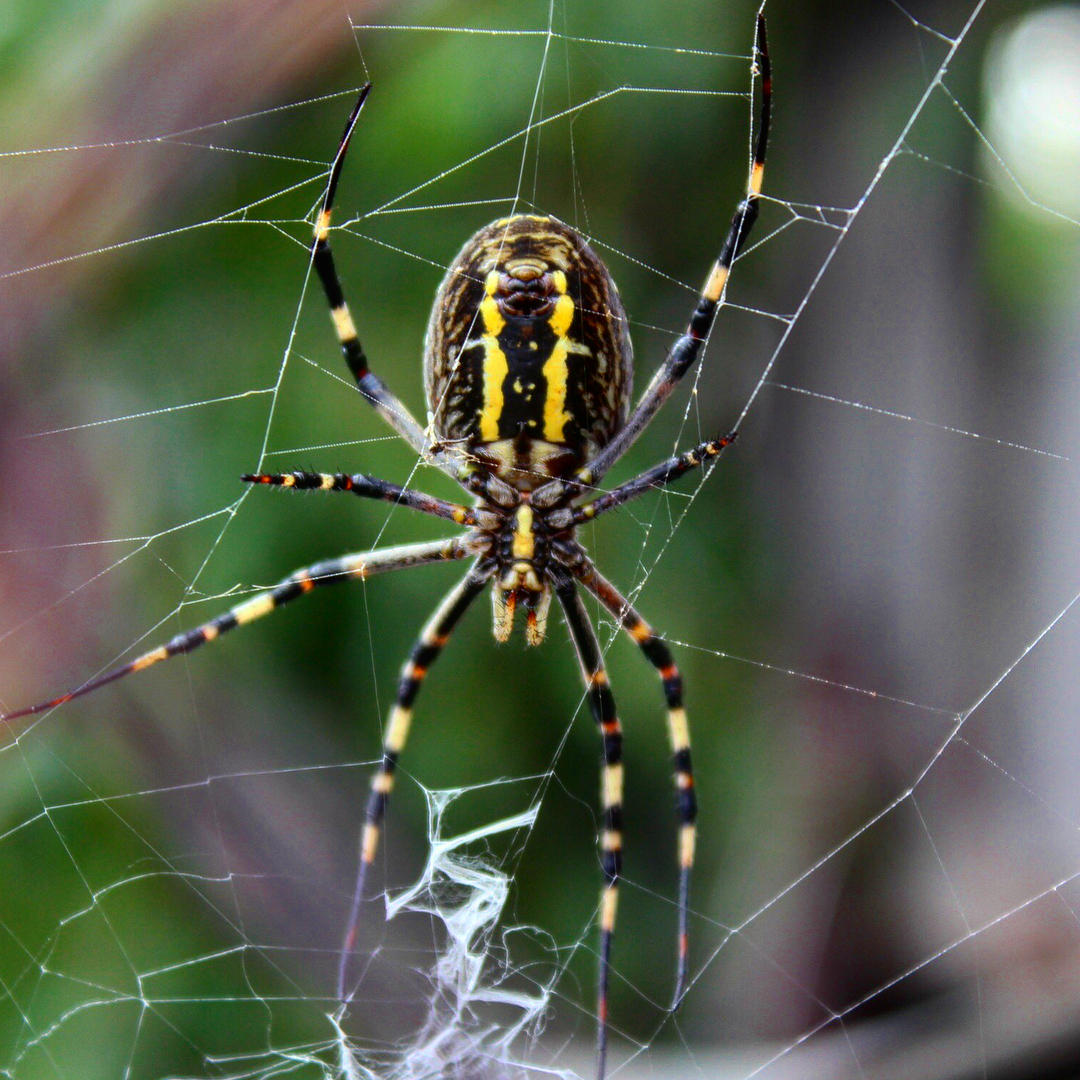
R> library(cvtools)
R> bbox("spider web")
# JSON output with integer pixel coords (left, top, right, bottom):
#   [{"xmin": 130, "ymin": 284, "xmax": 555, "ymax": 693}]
[{"xmin": 2, "ymin": 0, "xmax": 1080, "ymax": 1077}]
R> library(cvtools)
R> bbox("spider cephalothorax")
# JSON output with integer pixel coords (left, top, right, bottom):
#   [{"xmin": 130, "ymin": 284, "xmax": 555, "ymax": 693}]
[{"xmin": 1, "ymin": 20, "xmax": 771, "ymax": 1079}]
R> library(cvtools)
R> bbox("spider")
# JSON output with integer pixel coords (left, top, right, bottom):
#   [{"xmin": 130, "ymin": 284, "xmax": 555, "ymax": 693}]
[{"xmin": 2, "ymin": 17, "xmax": 769, "ymax": 1077}]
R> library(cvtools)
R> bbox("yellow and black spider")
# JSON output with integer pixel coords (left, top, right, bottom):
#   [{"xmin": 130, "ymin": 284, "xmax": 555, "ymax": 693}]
[{"xmin": 3, "ymin": 17, "xmax": 770, "ymax": 1077}]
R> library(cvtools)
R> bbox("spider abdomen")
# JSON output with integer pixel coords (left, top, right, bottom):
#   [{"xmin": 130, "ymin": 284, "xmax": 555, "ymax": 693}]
[{"xmin": 424, "ymin": 215, "xmax": 632, "ymax": 489}]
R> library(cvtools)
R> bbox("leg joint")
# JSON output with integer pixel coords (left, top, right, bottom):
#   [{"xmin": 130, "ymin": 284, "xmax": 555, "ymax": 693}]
[
  {"xmin": 677, "ymin": 786, "xmax": 697, "ymax": 824},
  {"xmin": 601, "ymin": 849, "xmax": 622, "ymax": 883},
  {"xmin": 366, "ymin": 789, "xmax": 389, "ymax": 822}
]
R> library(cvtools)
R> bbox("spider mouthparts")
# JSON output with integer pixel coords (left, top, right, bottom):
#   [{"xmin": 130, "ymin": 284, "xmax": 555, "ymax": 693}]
[
  {"xmin": 491, "ymin": 576, "xmax": 551, "ymax": 645},
  {"xmin": 525, "ymin": 587, "xmax": 552, "ymax": 646},
  {"xmin": 492, "ymin": 586, "xmax": 516, "ymax": 643}
]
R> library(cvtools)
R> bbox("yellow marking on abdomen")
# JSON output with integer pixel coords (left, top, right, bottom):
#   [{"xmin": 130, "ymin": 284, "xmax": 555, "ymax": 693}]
[
  {"xmin": 506, "ymin": 257, "xmax": 546, "ymax": 279},
  {"xmin": 549, "ymin": 274, "xmax": 572, "ymax": 334},
  {"xmin": 478, "ymin": 271, "xmax": 509, "ymax": 441},
  {"xmin": 315, "ymin": 209, "xmax": 332, "ymax": 241},
  {"xmin": 541, "ymin": 339, "xmax": 572, "ymax": 442},
  {"xmin": 541, "ymin": 281, "xmax": 575, "ymax": 442}
]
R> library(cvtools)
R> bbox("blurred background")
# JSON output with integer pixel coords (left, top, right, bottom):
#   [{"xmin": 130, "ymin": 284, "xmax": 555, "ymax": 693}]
[{"xmin": 1, "ymin": 0, "xmax": 1079, "ymax": 1076}]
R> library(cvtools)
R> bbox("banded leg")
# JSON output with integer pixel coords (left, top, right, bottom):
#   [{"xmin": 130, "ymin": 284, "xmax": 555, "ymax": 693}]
[
  {"xmin": 556, "ymin": 580, "xmax": 623, "ymax": 1080},
  {"xmin": 312, "ymin": 87, "xmax": 432, "ymax": 459},
  {"xmin": 242, "ymin": 470, "xmax": 499, "ymax": 530},
  {"xmin": 545, "ymin": 432, "xmax": 738, "ymax": 530},
  {"xmin": 569, "ymin": 16, "xmax": 770, "ymax": 492},
  {"xmin": 337, "ymin": 559, "xmax": 493, "ymax": 1002},
  {"xmin": 0, "ymin": 536, "xmax": 478, "ymax": 724},
  {"xmin": 574, "ymin": 559, "xmax": 696, "ymax": 1008}
]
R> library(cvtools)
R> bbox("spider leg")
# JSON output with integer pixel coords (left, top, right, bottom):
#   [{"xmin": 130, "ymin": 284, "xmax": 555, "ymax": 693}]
[
  {"xmin": 555, "ymin": 577, "xmax": 624, "ymax": 1080},
  {"xmin": 312, "ymin": 92, "xmax": 518, "ymax": 506},
  {"xmin": 337, "ymin": 558, "xmax": 494, "ymax": 1002},
  {"xmin": 0, "ymin": 535, "xmax": 481, "ymax": 724},
  {"xmin": 313, "ymin": 88, "xmax": 445, "ymax": 467},
  {"xmin": 571, "ymin": 557, "xmax": 697, "ymax": 1009},
  {"xmin": 568, "ymin": 16, "xmax": 770, "ymax": 493},
  {"xmin": 242, "ymin": 471, "xmax": 500, "ymax": 530},
  {"xmin": 545, "ymin": 433, "xmax": 738, "ymax": 530}
]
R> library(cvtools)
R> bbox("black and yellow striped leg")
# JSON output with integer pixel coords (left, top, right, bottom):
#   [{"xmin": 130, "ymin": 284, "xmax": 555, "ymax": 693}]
[
  {"xmin": 242, "ymin": 470, "xmax": 500, "ymax": 530},
  {"xmin": 556, "ymin": 579, "xmax": 623, "ymax": 1080},
  {"xmin": 311, "ymin": 86, "xmax": 431, "ymax": 458},
  {"xmin": 544, "ymin": 433, "xmax": 739, "ymax": 531},
  {"xmin": 337, "ymin": 560, "xmax": 493, "ymax": 1002},
  {"xmin": 569, "ymin": 15, "xmax": 771, "ymax": 492},
  {"xmin": 574, "ymin": 560, "xmax": 696, "ymax": 1008},
  {"xmin": 0, "ymin": 536, "xmax": 479, "ymax": 724},
  {"xmin": 311, "ymin": 92, "xmax": 523, "ymax": 509}
]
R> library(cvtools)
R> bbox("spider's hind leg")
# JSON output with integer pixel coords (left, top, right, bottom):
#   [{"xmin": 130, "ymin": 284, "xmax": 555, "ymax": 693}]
[
  {"xmin": 337, "ymin": 558, "xmax": 493, "ymax": 1002},
  {"xmin": 555, "ymin": 578, "xmax": 624, "ymax": 1080},
  {"xmin": 573, "ymin": 558, "xmax": 697, "ymax": 1010}
]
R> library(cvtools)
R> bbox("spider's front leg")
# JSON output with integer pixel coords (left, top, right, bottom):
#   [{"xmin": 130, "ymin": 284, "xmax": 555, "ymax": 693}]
[
  {"xmin": 311, "ymin": 86, "xmax": 432, "ymax": 461},
  {"xmin": 311, "ymin": 88, "xmax": 500, "ymax": 496},
  {"xmin": 242, "ymin": 470, "xmax": 500, "ymax": 529},
  {"xmin": 566, "ymin": 15, "xmax": 770, "ymax": 494}
]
